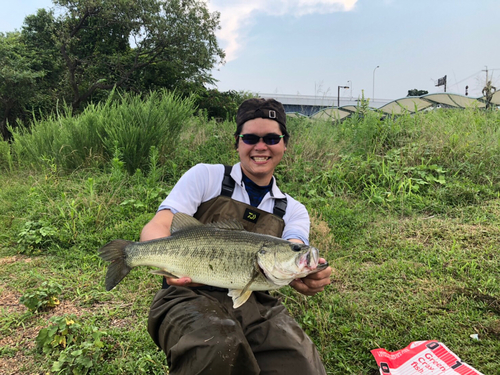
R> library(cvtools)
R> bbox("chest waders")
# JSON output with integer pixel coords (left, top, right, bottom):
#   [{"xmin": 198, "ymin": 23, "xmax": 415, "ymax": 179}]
[
  {"xmin": 194, "ymin": 165, "xmax": 287, "ymax": 236},
  {"xmin": 148, "ymin": 166, "xmax": 327, "ymax": 375},
  {"xmin": 161, "ymin": 165, "xmax": 287, "ymax": 290}
]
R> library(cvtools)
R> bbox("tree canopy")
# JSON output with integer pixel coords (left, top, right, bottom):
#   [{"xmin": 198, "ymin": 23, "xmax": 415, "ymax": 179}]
[
  {"xmin": 0, "ymin": 32, "xmax": 47, "ymax": 139},
  {"xmin": 0, "ymin": 0, "xmax": 225, "ymax": 139},
  {"xmin": 407, "ymin": 89, "xmax": 429, "ymax": 97}
]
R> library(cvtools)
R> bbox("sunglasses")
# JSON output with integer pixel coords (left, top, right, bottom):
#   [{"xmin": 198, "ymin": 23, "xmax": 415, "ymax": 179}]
[{"xmin": 238, "ymin": 133, "xmax": 284, "ymax": 145}]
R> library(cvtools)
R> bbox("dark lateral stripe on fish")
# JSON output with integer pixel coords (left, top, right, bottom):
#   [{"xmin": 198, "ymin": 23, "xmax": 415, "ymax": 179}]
[
  {"xmin": 97, "ymin": 213, "xmax": 327, "ymax": 308},
  {"xmin": 99, "ymin": 239, "xmax": 133, "ymax": 291}
]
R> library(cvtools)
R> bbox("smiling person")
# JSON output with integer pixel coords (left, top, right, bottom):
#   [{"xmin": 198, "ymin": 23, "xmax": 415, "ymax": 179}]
[{"xmin": 141, "ymin": 98, "xmax": 332, "ymax": 375}]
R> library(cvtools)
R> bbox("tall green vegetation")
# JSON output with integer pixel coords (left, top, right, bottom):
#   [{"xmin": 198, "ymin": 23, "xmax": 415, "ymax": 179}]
[
  {"xmin": 1, "ymin": 103, "xmax": 499, "ymax": 374},
  {"xmin": 10, "ymin": 90, "xmax": 196, "ymax": 174},
  {"xmin": 281, "ymin": 108, "xmax": 500, "ymax": 215},
  {"xmin": 0, "ymin": 0, "xmax": 225, "ymax": 140}
]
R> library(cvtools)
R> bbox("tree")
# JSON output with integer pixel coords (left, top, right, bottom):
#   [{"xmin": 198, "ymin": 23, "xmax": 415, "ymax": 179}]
[
  {"xmin": 193, "ymin": 89, "xmax": 254, "ymax": 121},
  {"xmin": 0, "ymin": 32, "xmax": 46, "ymax": 139},
  {"xmin": 407, "ymin": 89, "xmax": 428, "ymax": 97},
  {"xmin": 22, "ymin": 0, "xmax": 225, "ymax": 112}
]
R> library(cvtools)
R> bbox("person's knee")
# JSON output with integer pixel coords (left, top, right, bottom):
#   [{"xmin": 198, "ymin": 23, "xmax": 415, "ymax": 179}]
[{"xmin": 169, "ymin": 327, "xmax": 260, "ymax": 375}]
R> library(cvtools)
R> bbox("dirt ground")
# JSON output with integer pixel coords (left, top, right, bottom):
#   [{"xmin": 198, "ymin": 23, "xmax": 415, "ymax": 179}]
[{"xmin": 0, "ymin": 255, "xmax": 89, "ymax": 375}]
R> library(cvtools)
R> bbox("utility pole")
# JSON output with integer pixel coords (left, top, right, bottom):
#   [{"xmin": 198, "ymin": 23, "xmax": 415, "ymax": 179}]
[
  {"xmin": 481, "ymin": 66, "xmax": 497, "ymax": 109},
  {"xmin": 482, "ymin": 65, "xmax": 489, "ymax": 84}
]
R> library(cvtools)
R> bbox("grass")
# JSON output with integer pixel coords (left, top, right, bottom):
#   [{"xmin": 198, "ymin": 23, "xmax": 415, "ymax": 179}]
[{"xmin": 1, "ymin": 99, "xmax": 500, "ymax": 374}]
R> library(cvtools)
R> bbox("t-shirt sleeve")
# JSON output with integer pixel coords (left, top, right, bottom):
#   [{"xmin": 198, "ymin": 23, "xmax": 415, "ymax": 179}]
[
  {"xmin": 282, "ymin": 196, "xmax": 310, "ymax": 245},
  {"xmin": 157, "ymin": 164, "xmax": 223, "ymax": 215}
]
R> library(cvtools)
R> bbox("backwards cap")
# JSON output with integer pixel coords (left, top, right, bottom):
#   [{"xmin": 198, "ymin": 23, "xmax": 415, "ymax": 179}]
[{"xmin": 236, "ymin": 98, "xmax": 287, "ymax": 129}]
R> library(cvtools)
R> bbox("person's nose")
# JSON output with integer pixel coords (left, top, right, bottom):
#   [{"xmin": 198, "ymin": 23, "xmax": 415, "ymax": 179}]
[{"xmin": 254, "ymin": 138, "xmax": 268, "ymax": 149}]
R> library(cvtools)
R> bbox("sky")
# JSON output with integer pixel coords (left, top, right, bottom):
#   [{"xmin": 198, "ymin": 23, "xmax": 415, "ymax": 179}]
[{"xmin": 2, "ymin": 0, "xmax": 499, "ymax": 103}]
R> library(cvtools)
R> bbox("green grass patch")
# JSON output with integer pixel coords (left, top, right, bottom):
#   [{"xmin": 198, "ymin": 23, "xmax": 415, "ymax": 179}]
[{"xmin": 1, "ymin": 102, "xmax": 499, "ymax": 374}]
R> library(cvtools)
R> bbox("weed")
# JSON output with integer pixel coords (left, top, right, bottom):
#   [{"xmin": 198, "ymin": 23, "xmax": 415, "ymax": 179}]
[
  {"xmin": 17, "ymin": 220, "xmax": 58, "ymax": 254},
  {"xmin": 20, "ymin": 281, "xmax": 63, "ymax": 312},
  {"xmin": 36, "ymin": 315, "xmax": 111, "ymax": 374},
  {"xmin": 0, "ymin": 139, "xmax": 13, "ymax": 171},
  {"xmin": 10, "ymin": 90, "xmax": 196, "ymax": 174}
]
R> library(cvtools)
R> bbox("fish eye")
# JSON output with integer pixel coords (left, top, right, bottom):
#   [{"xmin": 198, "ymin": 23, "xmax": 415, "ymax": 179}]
[
  {"xmin": 291, "ymin": 244, "xmax": 302, "ymax": 252},
  {"xmin": 259, "ymin": 249, "xmax": 267, "ymax": 255}
]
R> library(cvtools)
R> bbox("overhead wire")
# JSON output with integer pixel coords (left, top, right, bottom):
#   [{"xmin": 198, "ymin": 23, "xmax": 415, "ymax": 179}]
[{"xmin": 448, "ymin": 69, "xmax": 500, "ymax": 93}]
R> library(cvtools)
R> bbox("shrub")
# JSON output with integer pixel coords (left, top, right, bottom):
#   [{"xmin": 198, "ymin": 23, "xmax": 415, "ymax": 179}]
[
  {"xmin": 20, "ymin": 281, "xmax": 63, "ymax": 312},
  {"xmin": 11, "ymin": 90, "xmax": 196, "ymax": 174},
  {"xmin": 36, "ymin": 316, "xmax": 110, "ymax": 374}
]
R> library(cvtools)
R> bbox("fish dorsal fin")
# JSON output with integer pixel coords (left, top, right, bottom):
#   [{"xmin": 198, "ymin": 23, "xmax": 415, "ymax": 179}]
[
  {"xmin": 205, "ymin": 219, "xmax": 245, "ymax": 231},
  {"xmin": 171, "ymin": 212, "xmax": 203, "ymax": 234}
]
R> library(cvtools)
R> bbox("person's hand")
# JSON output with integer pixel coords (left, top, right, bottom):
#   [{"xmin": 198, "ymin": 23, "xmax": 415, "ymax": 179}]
[
  {"xmin": 165, "ymin": 276, "xmax": 204, "ymax": 288},
  {"xmin": 290, "ymin": 259, "xmax": 331, "ymax": 296}
]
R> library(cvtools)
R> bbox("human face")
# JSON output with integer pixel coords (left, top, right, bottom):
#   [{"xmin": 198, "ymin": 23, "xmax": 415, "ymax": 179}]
[{"xmin": 236, "ymin": 118, "xmax": 286, "ymax": 186}]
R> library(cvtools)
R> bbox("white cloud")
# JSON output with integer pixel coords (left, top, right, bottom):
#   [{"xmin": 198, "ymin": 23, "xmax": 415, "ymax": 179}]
[{"xmin": 205, "ymin": 0, "xmax": 358, "ymax": 62}]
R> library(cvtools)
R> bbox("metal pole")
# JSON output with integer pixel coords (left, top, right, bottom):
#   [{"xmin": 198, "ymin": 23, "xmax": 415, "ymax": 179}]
[
  {"xmin": 373, "ymin": 65, "xmax": 379, "ymax": 102},
  {"xmin": 338, "ymin": 86, "xmax": 349, "ymax": 108}
]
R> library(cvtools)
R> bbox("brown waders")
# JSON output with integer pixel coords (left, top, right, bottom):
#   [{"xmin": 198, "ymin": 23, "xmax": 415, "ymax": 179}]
[{"xmin": 147, "ymin": 196, "xmax": 327, "ymax": 374}]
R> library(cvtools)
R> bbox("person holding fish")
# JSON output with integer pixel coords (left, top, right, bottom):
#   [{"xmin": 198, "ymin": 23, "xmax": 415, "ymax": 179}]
[{"xmin": 139, "ymin": 98, "xmax": 332, "ymax": 374}]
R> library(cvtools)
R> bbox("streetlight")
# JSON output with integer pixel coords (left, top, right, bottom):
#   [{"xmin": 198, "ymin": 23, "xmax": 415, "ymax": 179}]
[
  {"xmin": 338, "ymin": 85, "xmax": 349, "ymax": 107},
  {"xmin": 373, "ymin": 65, "xmax": 379, "ymax": 102},
  {"xmin": 347, "ymin": 80, "xmax": 352, "ymax": 99}
]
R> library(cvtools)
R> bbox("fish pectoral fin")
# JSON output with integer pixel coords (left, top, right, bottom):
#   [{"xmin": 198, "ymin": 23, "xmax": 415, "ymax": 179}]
[
  {"xmin": 150, "ymin": 269, "xmax": 178, "ymax": 278},
  {"xmin": 228, "ymin": 270, "xmax": 259, "ymax": 309},
  {"xmin": 228, "ymin": 289, "xmax": 253, "ymax": 309}
]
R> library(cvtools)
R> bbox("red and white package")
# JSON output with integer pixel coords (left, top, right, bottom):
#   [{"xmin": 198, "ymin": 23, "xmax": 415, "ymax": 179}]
[{"xmin": 371, "ymin": 340, "xmax": 483, "ymax": 375}]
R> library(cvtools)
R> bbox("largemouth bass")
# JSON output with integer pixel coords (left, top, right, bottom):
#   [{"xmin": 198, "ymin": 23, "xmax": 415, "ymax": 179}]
[{"xmin": 99, "ymin": 213, "xmax": 328, "ymax": 308}]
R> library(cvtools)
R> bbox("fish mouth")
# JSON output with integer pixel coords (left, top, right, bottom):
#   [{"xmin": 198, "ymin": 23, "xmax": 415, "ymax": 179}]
[
  {"xmin": 308, "ymin": 247, "xmax": 319, "ymax": 267},
  {"xmin": 298, "ymin": 247, "xmax": 320, "ymax": 270},
  {"xmin": 258, "ymin": 246, "xmax": 326, "ymax": 286},
  {"xmin": 303, "ymin": 248, "xmax": 329, "ymax": 273}
]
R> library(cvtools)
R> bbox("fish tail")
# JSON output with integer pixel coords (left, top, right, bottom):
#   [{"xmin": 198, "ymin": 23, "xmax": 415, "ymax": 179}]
[{"xmin": 99, "ymin": 239, "xmax": 133, "ymax": 291}]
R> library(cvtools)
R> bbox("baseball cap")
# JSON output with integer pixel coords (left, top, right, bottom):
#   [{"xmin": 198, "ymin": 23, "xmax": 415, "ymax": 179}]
[{"xmin": 236, "ymin": 98, "xmax": 287, "ymax": 129}]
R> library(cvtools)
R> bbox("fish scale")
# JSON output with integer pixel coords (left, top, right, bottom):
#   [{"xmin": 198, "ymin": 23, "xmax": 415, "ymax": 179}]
[
  {"xmin": 125, "ymin": 231, "xmax": 267, "ymax": 289},
  {"xmin": 99, "ymin": 212, "xmax": 327, "ymax": 308}
]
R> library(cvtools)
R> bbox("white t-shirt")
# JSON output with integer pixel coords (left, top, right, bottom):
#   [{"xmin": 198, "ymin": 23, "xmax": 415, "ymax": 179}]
[{"xmin": 158, "ymin": 163, "xmax": 310, "ymax": 244}]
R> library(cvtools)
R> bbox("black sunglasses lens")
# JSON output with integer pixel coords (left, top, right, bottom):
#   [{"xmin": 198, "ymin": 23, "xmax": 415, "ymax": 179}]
[
  {"xmin": 241, "ymin": 134, "xmax": 260, "ymax": 144},
  {"xmin": 263, "ymin": 135, "xmax": 282, "ymax": 145},
  {"xmin": 240, "ymin": 134, "xmax": 282, "ymax": 145}
]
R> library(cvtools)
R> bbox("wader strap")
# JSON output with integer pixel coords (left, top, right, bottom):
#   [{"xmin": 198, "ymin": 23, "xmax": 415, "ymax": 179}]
[
  {"xmin": 221, "ymin": 165, "xmax": 234, "ymax": 197},
  {"xmin": 273, "ymin": 197, "xmax": 287, "ymax": 219},
  {"xmin": 222, "ymin": 165, "xmax": 287, "ymax": 219}
]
